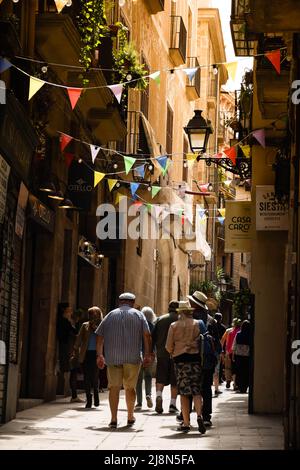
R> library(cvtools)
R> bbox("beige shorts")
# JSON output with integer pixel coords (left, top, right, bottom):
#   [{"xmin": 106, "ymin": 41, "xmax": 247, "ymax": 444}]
[{"xmin": 107, "ymin": 363, "xmax": 141, "ymax": 390}]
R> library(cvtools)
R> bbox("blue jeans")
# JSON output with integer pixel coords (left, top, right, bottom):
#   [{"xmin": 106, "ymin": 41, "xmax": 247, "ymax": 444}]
[{"xmin": 136, "ymin": 366, "xmax": 152, "ymax": 404}]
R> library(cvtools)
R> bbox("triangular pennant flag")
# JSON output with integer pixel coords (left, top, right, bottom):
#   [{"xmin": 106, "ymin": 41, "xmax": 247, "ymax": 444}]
[
  {"xmin": 156, "ymin": 155, "xmax": 168, "ymax": 171},
  {"xmin": 115, "ymin": 192, "xmax": 126, "ymax": 205},
  {"xmin": 60, "ymin": 133, "xmax": 72, "ymax": 152},
  {"xmin": 149, "ymin": 71, "xmax": 161, "ymax": 85},
  {"xmin": 108, "ymin": 84, "xmax": 123, "ymax": 103},
  {"xmin": 223, "ymin": 147, "xmax": 236, "ymax": 165},
  {"xmin": 224, "ymin": 179, "xmax": 232, "ymax": 187},
  {"xmin": 265, "ymin": 50, "xmax": 281, "ymax": 74},
  {"xmin": 130, "ymin": 182, "xmax": 140, "ymax": 197},
  {"xmin": 90, "ymin": 145, "xmax": 100, "ymax": 163},
  {"xmin": 219, "ymin": 208, "xmax": 226, "ymax": 218},
  {"xmin": 199, "ymin": 208, "xmax": 206, "ymax": 219},
  {"xmin": 67, "ymin": 88, "xmax": 83, "ymax": 109},
  {"xmin": 124, "ymin": 156, "xmax": 136, "ymax": 175},
  {"xmin": 0, "ymin": 58, "xmax": 12, "ymax": 74},
  {"xmin": 217, "ymin": 217, "xmax": 225, "ymax": 225},
  {"xmin": 183, "ymin": 67, "xmax": 198, "ymax": 81},
  {"xmin": 225, "ymin": 62, "xmax": 238, "ymax": 82},
  {"xmin": 54, "ymin": 0, "xmax": 67, "ymax": 13},
  {"xmin": 64, "ymin": 153, "xmax": 74, "ymax": 168},
  {"xmin": 151, "ymin": 186, "xmax": 161, "ymax": 199},
  {"xmin": 94, "ymin": 171, "xmax": 105, "ymax": 188},
  {"xmin": 28, "ymin": 76, "xmax": 45, "ymax": 100},
  {"xmin": 146, "ymin": 203, "xmax": 152, "ymax": 212},
  {"xmin": 252, "ymin": 129, "xmax": 266, "ymax": 148},
  {"xmin": 161, "ymin": 159, "xmax": 170, "ymax": 177},
  {"xmin": 239, "ymin": 144, "xmax": 251, "ymax": 158},
  {"xmin": 107, "ymin": 179, "xmax": 118, "ymax": 192},
  {"xmin": 186, "ymin": 153, "xmax": 197, "ymax": 168},
  {"xmin": 135, "ymin": 164, "xmax": 146, "ymax": 178}
]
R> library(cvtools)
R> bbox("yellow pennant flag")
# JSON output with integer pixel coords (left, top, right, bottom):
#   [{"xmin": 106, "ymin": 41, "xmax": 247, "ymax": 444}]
[
  {"xmin": 240, "ymin": 145, "xmax": 251, "ymax": 158},
  {"xmin": 28, "ymin": 77, "xmax": 45, "ymax": 100},
  {"xmin": 94, "ymin": 171, "xmax": 105, "ymax": 188},
  {"xmin": 107, "ymin": 179, "xmax": 118, "ymax": 192},
  {"xmin": 225, "ymin": 62, "xmax": 238, "ymax": 82},
  {"xmin": 54, "ymin": 0, "xmax": 67, "ymax": 13},
  {"xmin": 114, "ymin": 192, "xmax": 126, "ymax": 205},
  {"xmin": 186, "ymin": 152, "xmax": 197, "ymax": 168},
  {"xmin": 219, "ymin": 208, "xmax": 226, "ymax": 218}
]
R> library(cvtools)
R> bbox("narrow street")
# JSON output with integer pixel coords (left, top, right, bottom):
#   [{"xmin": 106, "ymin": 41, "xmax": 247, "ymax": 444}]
[{"xmin": 0, "ymin": 384, "xmax": 283, "ymax": 450}]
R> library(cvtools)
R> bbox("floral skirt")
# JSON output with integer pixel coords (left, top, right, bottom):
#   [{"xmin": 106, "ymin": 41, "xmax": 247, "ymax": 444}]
[{"xmin": 174, "ymin": 362, "xmax": 202, "ymax": 396}]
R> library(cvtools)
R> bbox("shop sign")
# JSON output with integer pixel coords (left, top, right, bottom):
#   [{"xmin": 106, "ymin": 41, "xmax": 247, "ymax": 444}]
[
  {"xmin": 0, "ymin": 154, "xmax": 10, "ymax": 223},
  {"xmin": 225, "ymin": 201, "xmax": 253, "ymax": 253},
  {"xmin": 28, "ymin": 194, "xmax": 55, "ymax": 232},
  {"xmin": 68, "ymin": 160, "xmax": 93, "ymax": 211},
  {"xmin": 256, "ymin": 185, "xmax": 289, "ymax": 231}
]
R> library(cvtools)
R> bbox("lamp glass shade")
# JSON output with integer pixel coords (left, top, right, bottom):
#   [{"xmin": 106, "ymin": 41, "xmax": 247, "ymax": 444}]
[
  {"xmin": 48, "ymin": 190, "xmax": 64, "ymax": 201},
  {"xmin": 184, "ymin": 110, "xmax": 213, "ymax": 154}
]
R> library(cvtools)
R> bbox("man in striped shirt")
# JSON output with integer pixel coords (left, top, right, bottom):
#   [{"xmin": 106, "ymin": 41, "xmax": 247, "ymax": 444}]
[{"xmin": 96, "ymin": 293, "xmax": 152, "ymax": 428}]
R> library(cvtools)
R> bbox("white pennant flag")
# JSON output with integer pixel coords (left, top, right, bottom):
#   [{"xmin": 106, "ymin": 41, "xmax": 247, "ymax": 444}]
[
  {"xmin": 108, "ymin": 84, "xmax": 124, "ymax": 103},
  {"xmin": 90, "ymin": 145, "xmax": 100, "ymax": 163},
  {"xmin": 183, "ymin": 67, "xmax": 198, "ymax": 81}
]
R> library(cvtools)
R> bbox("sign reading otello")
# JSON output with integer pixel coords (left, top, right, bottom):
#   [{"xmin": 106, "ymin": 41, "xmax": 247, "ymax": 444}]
[
  {"xmin": 225, "ymin": 201, "xmax": 253, "ymax": 253},
  {"xmin": 256, "ymin": 185, "xmax": 289, "ymax": 230}
]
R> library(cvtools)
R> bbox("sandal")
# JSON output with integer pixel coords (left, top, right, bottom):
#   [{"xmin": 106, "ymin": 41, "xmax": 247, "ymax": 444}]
[
  {"xmin": 108, "ymin": 421, "xmax": 117, "ymax": 429},
  {"xmin": 127, "ymin": 417, "xmax": 136, "ymax": 427}
]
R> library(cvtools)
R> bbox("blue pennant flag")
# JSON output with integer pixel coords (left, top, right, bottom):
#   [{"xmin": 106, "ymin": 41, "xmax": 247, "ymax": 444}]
[
  {"xmin": 199, "ymin": 208, "xmax": 206, "ymax": 219},
  {"xmin": 217, "ymin": 216, "xmax": 225, "ymax": 225},
  {"xmin": 156, "ymin": 155, "xmax": 168, "ymax": 170},
  {"xmin": 130, "ymin": 182, "xmax": 140, "ymax": 197},
  {"xmin": 135, "ymin": 164, "xmax": 145, "ymax": 178},
  {"xmin": 0, "ymin": 58, "xmax": 12, "ymax": 74}
]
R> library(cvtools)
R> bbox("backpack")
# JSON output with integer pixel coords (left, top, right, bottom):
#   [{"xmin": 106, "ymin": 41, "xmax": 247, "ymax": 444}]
[{"xmin": 197, "ymin": 321, "xmax": 218, "ymax": 370}]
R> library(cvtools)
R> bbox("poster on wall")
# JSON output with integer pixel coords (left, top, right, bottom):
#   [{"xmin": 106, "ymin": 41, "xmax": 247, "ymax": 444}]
[
  {"xmin": 256, "ymin": 185, "xmax": 289, "ymax": 231},
  {"xmin": 15, "ymin": 182, "xmax": 29, "ymax": 238},
  {"xmin": 0, "ymin": 154, "xmax": 10, "ymax": 224},
  {"xmin": 225, "ymin": 201, "xmax": 253, "ymax": 253}
]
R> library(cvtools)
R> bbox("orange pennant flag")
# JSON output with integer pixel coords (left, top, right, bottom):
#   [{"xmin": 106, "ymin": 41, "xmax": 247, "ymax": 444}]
[
  {"xmin": 60, "ymin": 133, "xmax": 72, "ymax": 152},
  {"xmin": 265, "ymin": 50, "xmax": 281, "ymax": 74},
  {"xmin": 223, "ymin": 147, "xmax": 236, "ymax": 166},
  {"xmin": 67, "ymin": 88, "xmax": 83, "ymax": 109}
]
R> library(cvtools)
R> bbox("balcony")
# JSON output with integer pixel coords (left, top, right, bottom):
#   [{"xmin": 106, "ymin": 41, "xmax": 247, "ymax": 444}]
[
  {"xmin": 144, "ymin": 0, "xmax": 164, "ymax": 14},
  {"xmin": 186, "ymin": 57, "xmax": 201, "ymax": 100},
  {"xmin": 230, "ymin": 0, "xmax": 256, "ymax": 56},
  {"xmin": 170, "ymin": 16, "xmax": 187, "ymax": 66}
]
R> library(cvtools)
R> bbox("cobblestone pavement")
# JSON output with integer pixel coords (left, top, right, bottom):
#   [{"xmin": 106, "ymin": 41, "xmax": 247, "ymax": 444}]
[{"xmin": 0, "ymin": 383, "xmax": 284, "ymax": 450}]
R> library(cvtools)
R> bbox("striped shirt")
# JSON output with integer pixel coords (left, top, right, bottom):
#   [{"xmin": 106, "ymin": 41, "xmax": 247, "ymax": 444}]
[{"xmin": 95, "ymin": 305, "xmax": 150, "ymax": 366}]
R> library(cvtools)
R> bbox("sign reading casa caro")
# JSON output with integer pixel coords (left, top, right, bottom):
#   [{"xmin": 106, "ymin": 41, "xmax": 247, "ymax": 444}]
[
  {"xmin": 256, "ymin": 185, "xmax": 289, "ymax": 231},
  {"xmin": 225, "ymin": 201, "xmax": 253, "ymax": 253}
]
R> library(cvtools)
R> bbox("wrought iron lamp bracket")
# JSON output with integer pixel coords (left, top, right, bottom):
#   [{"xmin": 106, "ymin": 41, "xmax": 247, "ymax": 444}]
[{"xmin": 196, "ymin": 155, "xmax": 251, "ymax": 180}]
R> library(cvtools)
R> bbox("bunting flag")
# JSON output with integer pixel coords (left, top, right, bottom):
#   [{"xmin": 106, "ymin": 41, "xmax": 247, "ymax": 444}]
[
  {"xmin": 135, "ymin": 164, "xmax": 146, "ymax": 178},
  {"xmin": 265, "ymin": 50, "xmax": 281, "ymax": 74},
  {"xmin": 0, "ymin": 58, "xmax": 12, "ymax": 74},
  {"xmin": 108, "ymin": 84, "xmax": 123, "ymax": 103},
  {"xmin": 162, "ymin": 159, "xmax": 170, "ymax": 177},
  {"xmin": 146, "ymin": 203, "xmax": 152, "ymax": 212},
  {"xmin": 90, "ymin": 144, "xmax": 100, "ymax": 163},
  {"xmin": 199, "ymin": 208, "xmax": 206, "ymax": 219},
  {"xmin": 54, "ymin": 0, "xmax": 67, "ymax": 13},
  {"xmin": 223, "ymin": 146, "xmax": 236, "ymax": 165},
  {"xmin": 64, "ymin": 153, "xmax": 74, "ymax": 168},
  {"xmin": 67, "ymin": 88, "xmax": 83, "ymax": 109},
  {"xmin": 151, "ymin": 186, "xmax": 161, "ymax": 198},
  {"xmin": 94, "ymin": 171, "xmax": 105, "ymax": 188},
  {"xmin": 132, "ymin": 201, "xmax": 143, "ymax": 209},
  {"xmin": 124, "ymin": 156, "xmax": 136, "ymax": 175},
  {"xmin": 199, "ymin": 183, "xmax": 212, "ymax": 192},
  {"xmin": 156, "ymin": 155, "xmax": 168, "ymax": 172},
  {"xmin": 60, "ymin": 133, "xmax": 72, "ymax": 152},
  {"xmin": 217, "ymin": 216, "xmax": 225, "ymax": 225},
  {"xmin": 224, "ymin": 179, "xmax": 232, "ymax": 187},
  {"xmin": 224, "ymin": 62, "xmax": 238, "ymax": 82},
  {"xmin": 130, "ymin": 182, "xmax": 140, "ymax": 197},
  {"xmin": 28, "ymin": 76, "xmax": 45, "ymax": 100},
  {"xmin": 149, "ymin": 71, "xmax": 161, "ymax": 85},
  {"xmin": 239, "ymin": 144, "xmax": 251, "ymax": 158},
  {"xmin": 107, "ymin": 179, "xmax": 118, "ymax": 192},
  {"xmin": 186, "ymin": 153, "xmax": 197, "ymax": 167},
  {"xmin": 252, "ymin": 129, "xmax": 266, "ymax": 148},
  {"xmin": 183, "ymin": 67, "xmax": 198, "ymax": 81},
  {"xmin": 114, "ymin": 192, "xmax": 126, "ymax": 205},
  {"xmin": 219, "ymin": 208, "xmax": 226, "ymax": 218}
]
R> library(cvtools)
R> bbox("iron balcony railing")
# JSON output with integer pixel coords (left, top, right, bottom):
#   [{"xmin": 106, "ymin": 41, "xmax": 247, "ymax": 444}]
[
  {"xmin": 230, "ymin": 0, "xmax": 255, "ymax": 56},
  {"xmin": 186, "ymin": 57, "xmax": 201, "ymax": 97},
  {"xmin": 170, "ymin": 16, "xmax": 187, "ymax": 63}
]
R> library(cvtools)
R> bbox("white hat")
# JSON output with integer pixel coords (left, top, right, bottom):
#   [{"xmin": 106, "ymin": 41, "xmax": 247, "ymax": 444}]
[
  {"xmin": 119, "ymin": 292, "xmax": 136, "ymax": 301},
  {"xmin": 176, "ymin": 300, "xmax": 194, "ymax": 312},
  {"xmin": 187, "ymin": 291, "xmax": 208, "ymax": 310}
]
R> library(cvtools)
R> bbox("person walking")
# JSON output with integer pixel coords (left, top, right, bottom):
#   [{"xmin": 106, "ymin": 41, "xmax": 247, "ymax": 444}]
[
  {"xmin": 135, "ymin": 306, "xmax": 156, "ymax": 410},
  {"xmin": 221, "ymin": 318, "xmax": 241, "ymax": 390},
  {"xmin": 151, "ymin": 300, "xmax": 179, "ymax": 414},
  {"xmin": 73, "ymin": 306, "xmax": 103, "ymax": 408},
  {"xmin": 213, "ymin": 312, "xmax": 226, "ymax": 396},
  {"xmin": 232, "ymin": 320, "xmax": 251, "ymax": 393},
  {"xmin": 165, "ymin": 301, "xmax": 206, "ymax": 434},
  {"xmin": 95, "ymin": 293, "xmax": 152, "ymax": 428}
]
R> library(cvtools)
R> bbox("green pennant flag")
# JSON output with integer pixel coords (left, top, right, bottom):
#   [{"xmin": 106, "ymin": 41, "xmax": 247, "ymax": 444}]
[
  {"xmin": 151, "ymin": 186, "xmax": 161, "ymax": 199},
  {"xmin": 146, "ymin": 203, "xmax": 152, "ymax": 212},
  {"xmin": 162, "ymin": 159, "xmax": 170, "ymax": 177},
  {"xmin": 124, "ymin": 156, "xmax": 136, "ymax": 175}
]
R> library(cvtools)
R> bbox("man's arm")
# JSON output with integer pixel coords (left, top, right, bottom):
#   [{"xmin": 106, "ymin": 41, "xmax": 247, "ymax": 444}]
[{"xmin": 96, "ymin": 335, "xmax": 105, "ymax": 369}]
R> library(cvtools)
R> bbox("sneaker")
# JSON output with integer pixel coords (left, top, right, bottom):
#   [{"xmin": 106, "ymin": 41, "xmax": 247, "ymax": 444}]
[
  {"xmin": 70, "ymin": 397, "xmax": 83, "ymax": 403},
  {"xmin": 135, "ymin": 404, "xmax": 142, "ymax": 411},
  {"xmin": 169, "ymin": 404, "xmax": 179, "ymax": 414},
  {"xmin": 197, "ymin": 416, "xmax": 206, "ymax": 434},
  {"xmin": 203, "ymin": 420, "xmax": 213, "ymax": 427},
  {"xmin": 146, "ymin": 396, "xmax": 153, "ymax": 408},
  {"xmin": 155, "ymin": 396, "xmax": 163, "ymax": 414}
]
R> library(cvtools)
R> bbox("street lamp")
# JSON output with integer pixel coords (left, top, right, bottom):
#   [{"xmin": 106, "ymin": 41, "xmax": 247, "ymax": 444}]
[{"xmin": 184, "ymin": 110, "xmax": 213, "ymax": 155}]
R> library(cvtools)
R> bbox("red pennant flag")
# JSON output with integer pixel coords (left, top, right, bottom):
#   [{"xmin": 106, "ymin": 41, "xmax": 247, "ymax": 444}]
[
  {"xmin": 64, "ymin": 153, "xmax": 74, "ymax": 168},
  {"xmin": 67, "ymin": 88, "xmax": 83, "ymax": 109},
  {"xmin": 223, "ymin": 147, "xmax": 236, "ymax": 165},
  {"xmin": 60, "ymin": 133, "xmax": 72, "ymax": 152},
  {"xmin": 265, "ymin": 50, "xmax": 281, "ymax": 74}
]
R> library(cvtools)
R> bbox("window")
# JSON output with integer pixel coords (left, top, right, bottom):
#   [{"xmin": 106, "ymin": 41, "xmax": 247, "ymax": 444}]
[{"xmin": 166, "ymin": 103, "xmax": 174, "ymax": 157}]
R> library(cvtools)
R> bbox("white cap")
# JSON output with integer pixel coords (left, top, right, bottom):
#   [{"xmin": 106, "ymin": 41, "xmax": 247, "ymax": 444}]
[{"xmin": 119, "ymin": 292, "xmax": 136, "ymax": 301}]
